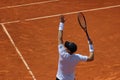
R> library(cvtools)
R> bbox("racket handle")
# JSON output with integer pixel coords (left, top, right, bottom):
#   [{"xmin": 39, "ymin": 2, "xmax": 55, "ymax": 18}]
[
  {"xmin": 85, "ymin": 31, "xmax": 91, "ymax": 41},
  {"xmin": 86, "ymin": 31, "xmax": 93, "ymax": 45}
]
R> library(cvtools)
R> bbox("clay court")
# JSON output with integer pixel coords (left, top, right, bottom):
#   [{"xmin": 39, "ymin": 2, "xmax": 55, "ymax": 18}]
[{"xmin": 0, "ymin": 0, "xmax": 120, "ymax": 80}]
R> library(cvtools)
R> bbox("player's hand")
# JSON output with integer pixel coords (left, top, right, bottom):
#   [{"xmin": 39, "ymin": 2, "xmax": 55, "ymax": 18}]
[{"xmin": 60, "ymin": 15, "xmax": 65, "ymax": 23}]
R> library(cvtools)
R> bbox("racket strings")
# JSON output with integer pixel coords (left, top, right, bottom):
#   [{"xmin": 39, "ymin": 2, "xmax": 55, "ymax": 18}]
[{"xmin": 78, "ymin": 13, "xmax": 87, "ymax": 29}]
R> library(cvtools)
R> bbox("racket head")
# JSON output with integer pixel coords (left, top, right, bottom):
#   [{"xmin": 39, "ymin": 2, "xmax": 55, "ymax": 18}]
[{"xmin": 77, "ymin": 12, "xmax": 87, "ymax": 32}]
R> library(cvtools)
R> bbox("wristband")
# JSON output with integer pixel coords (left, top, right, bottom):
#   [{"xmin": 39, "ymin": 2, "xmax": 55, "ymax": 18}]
[
  {"xmin": 89, "ymin": 44, "xmax": 94, "ymax": 53},
  {"xmin": 59, "ymin": 22, "xmax": 64, "ymax": 30}
]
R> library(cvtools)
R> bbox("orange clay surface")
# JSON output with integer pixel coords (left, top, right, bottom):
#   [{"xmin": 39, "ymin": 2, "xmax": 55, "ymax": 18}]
[{"xmin": 0, "ymin": 0, "xmax": 120, "ymax": 80}]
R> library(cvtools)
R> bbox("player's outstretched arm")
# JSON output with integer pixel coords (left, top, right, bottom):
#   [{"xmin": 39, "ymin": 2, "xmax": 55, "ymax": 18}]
[
  {"xmin": 87, "ymin": 39, "xmax": 94, "ymax": 61},
  {"xmin": 58, "ymin": 15, "xmax": 65, "ymax": 45}
]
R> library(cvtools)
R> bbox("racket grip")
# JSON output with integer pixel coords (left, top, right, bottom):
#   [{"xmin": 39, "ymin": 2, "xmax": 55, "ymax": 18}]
[
  {"xmin": 87, "ymin": 33, "xmax": 94, "ymax": 53},
  {"xmin": 88, "ymin": 43, "xmax": 94, "ymax": 53}
]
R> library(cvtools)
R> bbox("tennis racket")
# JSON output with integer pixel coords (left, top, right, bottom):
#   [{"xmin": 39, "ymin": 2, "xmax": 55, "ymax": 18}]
[{"xmin": 77, "ymin": 12, "xmax": 91, "ymax": 41}]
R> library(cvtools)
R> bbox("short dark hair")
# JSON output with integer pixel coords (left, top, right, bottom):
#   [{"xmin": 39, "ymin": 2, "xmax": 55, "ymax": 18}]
[{"xmin": 64, "ymin": 41, "xmax": 77, "ymax": 53}]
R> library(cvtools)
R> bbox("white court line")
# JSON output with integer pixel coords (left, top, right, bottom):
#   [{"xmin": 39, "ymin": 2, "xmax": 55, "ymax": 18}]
[
  {"xmin": 0, "ymin": 0, "xmax": 59, "ymax": 9},
  {"xmin": 1, "ymin": 4, "xmax": 120, "ymax": 24},
  {"xmin": 1, "ymin": 23, "xmax": 36, "ymax": 80},
  {"xmin": 26, "ymin": 4, "xmax": 120, "ymax": 21}
]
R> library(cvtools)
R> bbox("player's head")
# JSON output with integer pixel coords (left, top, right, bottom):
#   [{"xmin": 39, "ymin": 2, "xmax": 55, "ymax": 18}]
[{"xmin": 64, "ymin": 41, "xmax": 77, "ymax": 54}]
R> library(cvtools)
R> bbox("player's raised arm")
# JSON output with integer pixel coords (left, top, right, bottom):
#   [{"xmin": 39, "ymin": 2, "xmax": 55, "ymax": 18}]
[
  {"xmin": 58, "ymin": 15, "xmax": 65, "ymax": 45},
  {"xmin": 77, "ymin": 12, "xmax": 94, "ymax": 62}
]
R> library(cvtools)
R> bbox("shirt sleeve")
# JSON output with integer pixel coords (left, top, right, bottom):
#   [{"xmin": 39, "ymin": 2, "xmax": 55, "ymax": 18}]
[
  {"xmin": 58, "ymin": 44, "xmax": 70, "ymax": 58},
  {"xmin": 75, "ymin": 54, "xmax": 88, "ymax": 62}
]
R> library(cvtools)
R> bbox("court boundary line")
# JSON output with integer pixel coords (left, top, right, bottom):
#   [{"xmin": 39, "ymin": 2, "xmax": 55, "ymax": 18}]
[
  {"xmin": 0, "ymin": 0, "xmax": 59, "ymax": 10},
  {"xmin": 0, "ymin": 23, "xmax": 36, "ymax": 80},
  {"xmin": 1, "ymin": 4, "xmax": 120, "ymax": 24}
]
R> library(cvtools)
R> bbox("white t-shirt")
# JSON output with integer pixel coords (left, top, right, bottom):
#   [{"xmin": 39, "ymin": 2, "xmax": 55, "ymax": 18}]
[{"xmin": 56, "ymin": 44, "xmax": 88, "ymax": 80}]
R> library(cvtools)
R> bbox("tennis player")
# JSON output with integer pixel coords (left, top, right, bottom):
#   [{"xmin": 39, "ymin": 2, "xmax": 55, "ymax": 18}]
[{"xmin": 56, "ymin": 15, "xmax": 94, "ymax": 80}]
